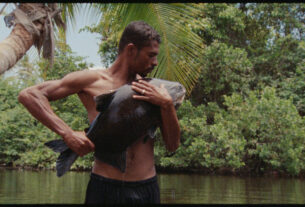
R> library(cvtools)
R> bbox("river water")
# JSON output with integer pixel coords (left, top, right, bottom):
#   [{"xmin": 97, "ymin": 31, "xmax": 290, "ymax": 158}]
[{"xmin": 0, "ymin": 169, "xmax": 304, "ymax": 204}]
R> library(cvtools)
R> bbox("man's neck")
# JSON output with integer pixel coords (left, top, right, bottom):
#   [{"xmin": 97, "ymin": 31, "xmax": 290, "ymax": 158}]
[{"xmin": 107, "ymin": 56, "xmax": 137, "ymax": 84}]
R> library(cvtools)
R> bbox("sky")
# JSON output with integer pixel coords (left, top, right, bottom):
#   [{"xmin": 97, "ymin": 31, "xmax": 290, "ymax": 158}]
[{"xmin": 0, "ymin": 3, "xmax": 104, "ymax": 77}]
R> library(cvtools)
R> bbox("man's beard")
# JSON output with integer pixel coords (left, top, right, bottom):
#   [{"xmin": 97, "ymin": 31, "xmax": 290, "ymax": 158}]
[
  {"xmin": 140, "ymin": 73, "xmax": 147, "ymax": 77},
  {"xmin": 140, "ymin": 67, "xmax": 154, "ymax": 77}
]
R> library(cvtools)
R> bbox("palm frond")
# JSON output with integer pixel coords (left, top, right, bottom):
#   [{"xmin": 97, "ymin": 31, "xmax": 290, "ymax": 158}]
[
  {"xmin": 58, "ymin": 3, "xmax": 77, "ymax": 31},
  {"xmin": 54, "ymin": 3, "xmax": 102, "ymax": 47},
  {"xmin": 94, "ymin": 3, "xmax": 205, "ymax": 94},
  {"xmin": 82, "ymin": 3, "xmax": 103, "ymax": 26}
]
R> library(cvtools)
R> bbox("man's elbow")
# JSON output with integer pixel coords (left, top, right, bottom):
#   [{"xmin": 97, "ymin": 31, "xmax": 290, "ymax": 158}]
[{"xmin": 18, "ymin": 88, "xmax": 33, "ymax": 105}]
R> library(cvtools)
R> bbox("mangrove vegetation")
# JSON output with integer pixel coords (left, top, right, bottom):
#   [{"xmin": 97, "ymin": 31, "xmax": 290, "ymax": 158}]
[{"xmin": 0, "ymin": 3, "xmax": 304, "ymax": 177}]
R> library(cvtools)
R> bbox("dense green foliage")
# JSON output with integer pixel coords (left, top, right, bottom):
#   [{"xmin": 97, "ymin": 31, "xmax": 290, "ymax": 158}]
[
  {"xmin": 1, "ymin": 3, "xmax": 304, "ymax": 176},
  {"xmin": 155, "ymin": 89, "xmax": 305, "ymax": 176},
  {"xmin": 190, "ymin": 41, "xmax": 253, "ymax": 106}
]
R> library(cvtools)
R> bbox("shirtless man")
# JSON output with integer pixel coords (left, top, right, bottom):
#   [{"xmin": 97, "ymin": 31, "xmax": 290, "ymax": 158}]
[{"xmin": 18, "ymin": 21, "xmax": 180, "ymax": 204}]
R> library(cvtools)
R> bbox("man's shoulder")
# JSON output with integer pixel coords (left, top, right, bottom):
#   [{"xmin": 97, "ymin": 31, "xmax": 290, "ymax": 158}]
[
  {"xmin": 64, "ymin": 69, "xmax": 107, "ymax": 81},
  {"xmin": 60, "ymin": 69, "xmax": 106, "ymax": 88}
]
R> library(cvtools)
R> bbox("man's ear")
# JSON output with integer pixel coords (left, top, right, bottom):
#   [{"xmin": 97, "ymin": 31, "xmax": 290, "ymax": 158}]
[{"xmin": 126, "ymin": 43, "xmax": 137, "ymax": 57}]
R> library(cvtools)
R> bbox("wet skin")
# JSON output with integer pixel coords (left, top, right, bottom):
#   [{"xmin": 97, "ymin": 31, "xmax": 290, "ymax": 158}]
[{"xmin": 18, "ymin": 40, "xmax": 180, "ymax": 181}]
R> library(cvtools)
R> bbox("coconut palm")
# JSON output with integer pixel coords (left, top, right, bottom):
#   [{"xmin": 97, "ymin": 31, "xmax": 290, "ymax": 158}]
[
  {"xmin": 0, "ymin": 3, "xmax": 64, "ymax": 74},
  {"xmin": 0, "ymin": 3, "xmax": 90, "ymax": 75},
  {"xmin": 0, "ymin": 3, "xmax": 204, "ymax": 94}
]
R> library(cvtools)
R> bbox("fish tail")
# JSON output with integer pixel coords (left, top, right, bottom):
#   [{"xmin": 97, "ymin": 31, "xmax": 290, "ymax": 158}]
[
  {"xmin": 45, "ymin": 139, "xmax": 79, "ymax": 177},
  {"xmin": 45, "ymin": 139, "xmax": 69, "ymax": 153},
  {"xmin": 56, "ymin": 149, "xmax": 78, "ymax": 177}
]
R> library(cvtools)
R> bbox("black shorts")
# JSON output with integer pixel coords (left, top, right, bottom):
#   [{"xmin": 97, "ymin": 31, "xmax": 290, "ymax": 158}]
[{"xmin": 85, "ymin": 173, "xmax": 160, "ymax": 204}]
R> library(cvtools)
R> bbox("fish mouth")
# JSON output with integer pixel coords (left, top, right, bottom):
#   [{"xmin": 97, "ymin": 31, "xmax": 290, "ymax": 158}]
[
  {"xmin": 174, "ymin": 93, "xmax": 185, "ymax": 109},
  {"xmin": 177, "ymin": 93, "xmax": 185, "ymax": 104},
  {"xmin": 173, "ymin": 86, "xmax": 186, "ymax": 109}
]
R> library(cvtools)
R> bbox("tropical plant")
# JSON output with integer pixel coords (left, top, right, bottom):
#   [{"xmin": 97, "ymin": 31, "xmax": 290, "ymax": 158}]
[
  {"xmin": 0, "ymin": 3, "xmax": 98, "ymax": 74},
  {"xmin": 190, "ymin": 41, "xmax": 253, "ymax": 106},
  {"xmin": 154, "ymin": 88, "xmax": 305, "ymax": 176},
  {"xmin": 82, "ymin": 3, "xmax": 205, "ymax": 94},
  {"xmin": 1, "ymin": 3, "xmax": 204, "ymax": 95},
  {"xmin": 247, "ymin": 3, "xmax": 305, "ymax": 40},
  {"xmin": 0, "ymin": 3, "xmax": 65, "ymax": 74},
  {"xmin": 220, "ymin": 87, "xmax": 305, "ymax": 175},
  {"xmin": 276, "ymin": 60, "xmax": 305, "ymax": 116}
]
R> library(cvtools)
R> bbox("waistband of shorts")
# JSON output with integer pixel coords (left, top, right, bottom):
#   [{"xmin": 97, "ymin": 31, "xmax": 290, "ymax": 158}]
[{"xmin": 90, "ymin": 172, "xmax": 158, "ymax": 187}]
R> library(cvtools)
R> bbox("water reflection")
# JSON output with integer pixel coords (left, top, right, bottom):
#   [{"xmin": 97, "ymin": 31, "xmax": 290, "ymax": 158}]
[
  {"xmin": 0, "ymin": 169, "xmax": 89, "ymax": 204},
  {"xmin": 0, "ymin": 169, "xmax": 304, "ymax": 204},
  {"xmin": 159, "ymin": 173, "xmax": 305, "ymax": 204}
]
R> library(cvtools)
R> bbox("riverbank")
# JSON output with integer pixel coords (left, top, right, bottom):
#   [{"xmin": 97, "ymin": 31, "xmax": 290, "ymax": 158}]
[
  {"xmin": 156, "ymin": 166, "xmax": 305, "ymax": 179},
  {"xmin": 1, "ymin": 164, "xmax": 304, "ymax": 179}
]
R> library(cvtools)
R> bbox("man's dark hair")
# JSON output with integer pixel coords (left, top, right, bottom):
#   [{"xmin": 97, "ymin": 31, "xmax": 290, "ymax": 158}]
[{"xmin": 118, "ymin": 21, "xmax": 161, "ymax": 54}]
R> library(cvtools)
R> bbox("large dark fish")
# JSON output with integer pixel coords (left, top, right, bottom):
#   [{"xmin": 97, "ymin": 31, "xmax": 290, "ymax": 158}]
[{"xmin": 45, "ymin": 78, "xmax": 186, "ymax": 177}]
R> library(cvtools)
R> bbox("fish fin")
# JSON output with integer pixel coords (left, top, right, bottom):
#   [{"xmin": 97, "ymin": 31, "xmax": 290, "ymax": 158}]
[
  {"xmin": 45, "ymin": 139, "xmax": 69, "ymax": 153},
  {"xmin": 94, "ymin": 91, "xmax": 115, "ymax": 112},
  {"xmin": 56, "ymin": 149, "xmax": 79, "ymax": 177},
  {"xmin": 94, "ymin": 150, "xmax": 126, "ymax": 172},
  {"xmin": 143, "ymin": 125, "xmax": 158, "ymax": 143},
  {"xmin": 45, "ymin": 139, "xmax": 79, "ymax": 177}
]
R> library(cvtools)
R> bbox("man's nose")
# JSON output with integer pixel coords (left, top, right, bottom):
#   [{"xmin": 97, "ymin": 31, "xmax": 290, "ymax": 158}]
[{"xmin": 152, "ymin": 57, "xmax": 158, "ymax": 66}]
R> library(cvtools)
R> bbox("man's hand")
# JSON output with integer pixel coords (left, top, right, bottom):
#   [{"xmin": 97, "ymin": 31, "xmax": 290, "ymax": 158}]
[
  {"xmin": 63, "ymin": 131, "xmax": 95, "ymax": 157},
  {"xmin": 132, "ymin": 79, "xmax": 180, "ymax": 152},
  {"xmin": 131, "ymin": 79, "xmax": 173, "ymax": 109}
]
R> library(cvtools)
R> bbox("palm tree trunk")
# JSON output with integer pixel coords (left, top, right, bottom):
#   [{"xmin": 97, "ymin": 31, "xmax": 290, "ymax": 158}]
[
  {"xmin": 0, "ymin": 24, "xmax": 34, "ymax": 74},
  {"xmin": 0, "ymin": 3, "xmax": 65, "ymax": 75}
]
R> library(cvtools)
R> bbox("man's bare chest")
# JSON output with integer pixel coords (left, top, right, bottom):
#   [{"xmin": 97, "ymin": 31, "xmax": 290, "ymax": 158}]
[{"xmin": 77, "ymin": 79, "xmax": 125, "ymax": 122}]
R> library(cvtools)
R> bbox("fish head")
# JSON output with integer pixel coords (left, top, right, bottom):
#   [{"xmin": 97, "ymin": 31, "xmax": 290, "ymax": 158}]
[
  {"xmin": 161, "ymin": 81, "xmax": 186, "ymax": 110},
  {"xmin": 149, "ymin": 79, "xmax": 186, "ymax": 110},
  {"xmin": 171, "ymin": 83, "xmax": 186, "ymax": 110}
]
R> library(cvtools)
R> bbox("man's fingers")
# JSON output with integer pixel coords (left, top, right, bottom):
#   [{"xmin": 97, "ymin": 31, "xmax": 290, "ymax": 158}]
[
  {"xmin": 80, "ymin": 140, "xmax": 95, "ymax": 156},
  {"xmin": 133, "ymin": 95, "xmax": 150, "ymax": 100},
  {"xmin": 67, "ymin": 131, "xmax": 94, "ymax": 156},
  {"xmin": 87, "ymin": 139, "xmax": 95, "ymax": 151},
  {"xmin": 132, "ymin": 82, "xmax": 151, "ymax": 92},
  {"xmin": 75, "ymin": 147, "xmax": 85, "ymax": 157},
  {"xmin": 78, "ymin": 147, "xmax": 92, "ymax": 157},
  {"xmin": 133, "ymin": 80, "xmax": 156, "ymax": 90},
  {"xmin": 138, "ymin": 79, "xmax": 152, "ymax": 86},
  {"xmin": 82, "ymin": 138, "xmax": 95, "ymax": 152},
  {"xmin": 139, "ymin": 80, "xmax": 157, "ymax": 90},
  {"xmin": 132, "ymin": 85, "xmax": 151, "ymax": 96}
]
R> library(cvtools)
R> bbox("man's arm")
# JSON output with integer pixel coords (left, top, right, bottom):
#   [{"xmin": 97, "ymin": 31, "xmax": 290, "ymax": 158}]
[
  {"xmin": 131, "ymin": 80, "xmax": 180, "ymax": 152},
  {"xmin": 18, "ymin": 70, "xmax": 95, "ymax": 156},
  {"xmin": 158, "ymin": 101, "xmax": 180, "ymax": 151}
]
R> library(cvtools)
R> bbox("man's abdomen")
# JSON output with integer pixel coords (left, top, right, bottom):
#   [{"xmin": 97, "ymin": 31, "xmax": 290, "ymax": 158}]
[{"xmin": 92, "ymin": 138, "xmax": 156, "ymax": 181}]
